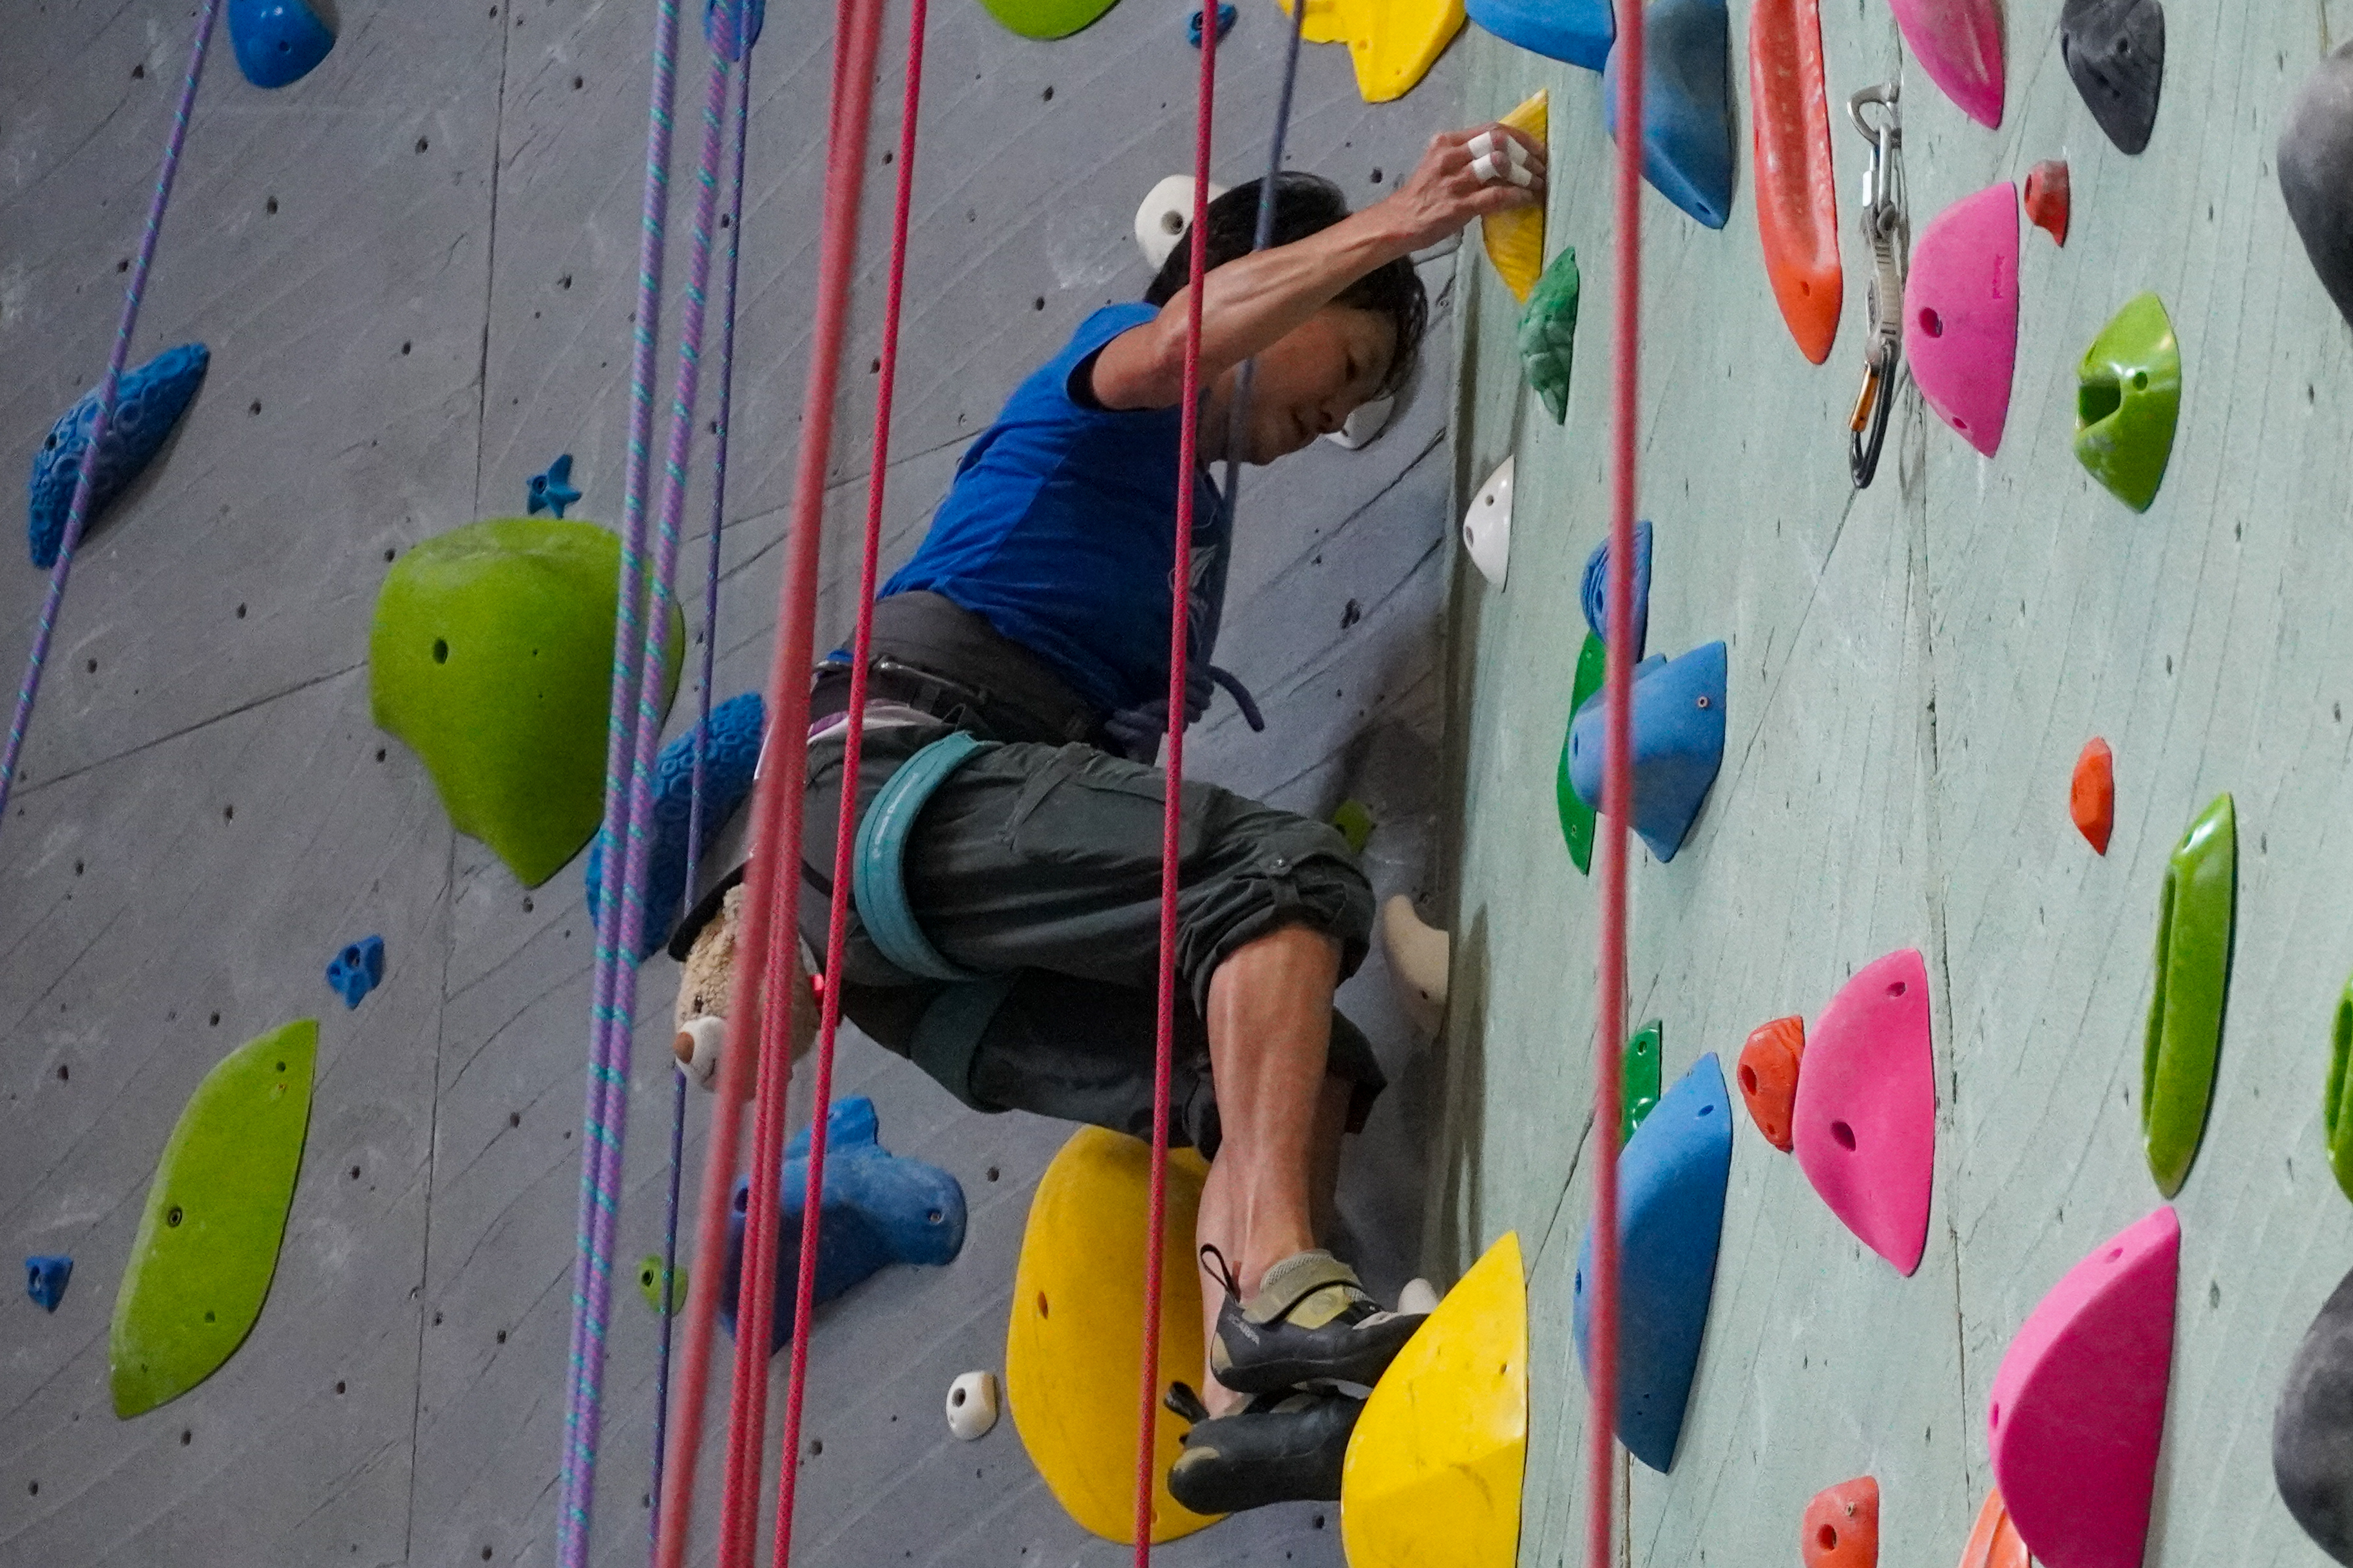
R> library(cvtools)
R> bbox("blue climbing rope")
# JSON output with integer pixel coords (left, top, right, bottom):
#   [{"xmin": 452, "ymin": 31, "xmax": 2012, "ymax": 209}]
[
  {"xmin": 649, "ymin": 0, "xmax": 757, "ymax": 1538},
  {"xmin": 0, "ymin": 0, "xmax": 223, "ymax": 827}
]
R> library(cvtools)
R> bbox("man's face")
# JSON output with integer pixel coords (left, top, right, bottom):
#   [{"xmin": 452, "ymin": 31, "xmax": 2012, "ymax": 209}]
[{"xmin": 1224, "ymin": 306, "xmax": 1396, "ymax": 464}]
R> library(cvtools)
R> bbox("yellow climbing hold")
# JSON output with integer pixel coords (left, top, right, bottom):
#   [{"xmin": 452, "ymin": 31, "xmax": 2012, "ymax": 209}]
[
  {"xmin": 1340, "ymin": 1231, "xmax": 1527, "ymax": 1568},
  {"xmin": 1005, "ymin": 1126, "xmax": 1221, "ymax": 1544},
  {"xmin": 1481, "ymin": 91, "xmax": 1548, "ymax": 303},
  {"xmin": 1278, "ymin": 0, "xmax": 1465, "ymax": 104}
]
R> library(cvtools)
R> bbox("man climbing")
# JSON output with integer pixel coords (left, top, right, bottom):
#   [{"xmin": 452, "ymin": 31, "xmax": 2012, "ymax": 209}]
[{"xmin": 790, "ymin": 122, "xmax": 1544, "ymax": 1513}]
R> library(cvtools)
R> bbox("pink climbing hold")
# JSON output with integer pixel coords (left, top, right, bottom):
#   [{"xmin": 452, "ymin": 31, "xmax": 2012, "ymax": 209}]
[
  {"xmin": 1903, "ymin": 183, "xmax": 2021, "ymax": 458},
  {"xmin": 1986, "ymin": 1206, "xmax": 2180, "ymax": 1568},
  {"xmin": 1885, "ymin": 0, "xmax": 2005, "ymax": 128},
  {"xmin": 1791, "ymin": 949, "xmax": 1935, "ymax": 1276}
]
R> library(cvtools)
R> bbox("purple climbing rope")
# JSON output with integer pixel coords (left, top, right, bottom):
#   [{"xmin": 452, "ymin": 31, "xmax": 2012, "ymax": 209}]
[
  {"xmin": 0, "ymin": 0, "xmax": 223, "ymax": 826},
  {"xmin": 649, "ymin": 0, "xmax": 756, "ymax": 1537},
  {"xmin": 556, "ymin": 0, "xmax": 689, "ymax": 1554}
]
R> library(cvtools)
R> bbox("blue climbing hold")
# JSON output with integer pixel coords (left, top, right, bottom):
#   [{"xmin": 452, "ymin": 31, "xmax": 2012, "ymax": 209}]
[
  {"xmin": 325, "ymin": 934, "xmax": 386, "ymax": 1010},
  {"xmin": 585, "ymin": 691, "xmax": 767, "ymax": 959},
  {"xmin": 525, "ymin": 454, "xmax": 582, "ymax": 520},
  {"xmin": 719, "ymin": 1095, "xmax": 967, "ymax": 1352},
  {"xmin": 1567, "ymin": 641, "xmax": 1727, "ymax": 862},
  {"xmin": 227, "ymin": 0, "xmax": 336, "ymax": 89},
  {"xmin": 705, "ymin": 0, "xmax": 766, "ymax": 59},
  {"xmin": 1188, "ymin": 3, "xmax": 1237, "ymax": 44},
  {"xmin": 1572, "ymin": 1053, "xmax": 1731, "ymax": 1473},
  {"xmin": 1603, "ymin": 0, "xmax": 1736, "ymax": 229},
  {"xmin": 26, "ymin": 1255, "xmax": 72, "ymax": 1313},
  {"xmin": 27, "ymin": 343, "xmax": 209, "ymax": 569},
  {"xmin": 1580, "ymin": 520, "xmax": 1654, "ymax": 661},
  {"xmin": 1465, "ymin": 0, "xmax": 1613, "ymax": 72}
]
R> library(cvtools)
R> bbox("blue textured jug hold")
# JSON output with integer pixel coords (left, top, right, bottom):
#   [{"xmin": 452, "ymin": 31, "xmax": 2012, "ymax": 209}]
[
  {"xmin": 719, "ymin": 1096, "xmax": 968, "ymax": 1353},
  {"xmin": 27, "ymin": 344, "xmax": 209, "ymax": 569},
  {"xmin": 1573, "ymin": 1053, "xmax": 1731, "ymax": 1472},
  {"xmin": 1580, "ymin": 520, "xmax": 1653, "ymax": 660},
  {"xmin": 585, "ymin": 691, "xmax": 766, "ymax": 959},
  {"xmin": 1568, "ymin": 641, "xmax": 1727, "ymax": 862},
  {"xmin": 1603, "ymin": 0, "xmax": 1736, "ymax": 229}
]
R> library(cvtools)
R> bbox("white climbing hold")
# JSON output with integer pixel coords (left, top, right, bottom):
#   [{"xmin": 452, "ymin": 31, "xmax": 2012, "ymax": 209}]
[
  {"xmin": 1398, "ymin": 1277, "xmax": 1442, "ymax": 1316},
  {"xmin": 946, "ymin": 1370, "xmax": 1000, "ymax": 1440},
  {"xmin": 675, "ymin": 1015, "xmax": 723, "ymax": 1092},
  {"xmin": 1326, "ymin": 393, "xmax": 1397, "ymax": 449},
  {"xmin": 1461, "ymin": 456, "xmax": 1513, "ymax": 587},
  {"xmin": 1380, "ymin": 894, "xmax": 1450, "ymax": 1037},
  {"xmin": 1135, "ymin": 175, "xmax": 1231, "ymax": 271}
]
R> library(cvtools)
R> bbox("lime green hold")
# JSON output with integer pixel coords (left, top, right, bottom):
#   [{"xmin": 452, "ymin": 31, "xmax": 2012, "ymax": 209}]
[
  {"xmin": 975, "ymin": 0, "xmax": 1119, "ymax": 39},
  {"xmin": 2143, "ymin": 793, "xmax": 2234, "ymax": 1198},
  {"xmin": 2328, "ymin": 978, "xmax": 2353, "ymax": 1205},
  {"xmin": 639, "ymin": 1254, "xmax": 687, "ymax": 1318},
  {"xmin": 2075, "ymin": 292, "xmax": 2180, "ymax": 513},
  {"xmin": 370, "ymin": 518, "xmax": 684, "ymax": 887},
  {"xmin": 1556, "ymin": 632, "xmax": 1606, "ymax": 874},
  {"xmin": 111, "ymin": 1021, "xmax": 318, "ymax": 1419},
  {"xmin": 1331, "ymin": 799, "xmax": 1377, "ymax": 856},
  {"xmin": 1623, "ymin": 1019, "xmax": 1662, "ymax": 1143},
  {"xmin": 1518, "ymin": 245, "xmax": 1581, "ymax": 424}
]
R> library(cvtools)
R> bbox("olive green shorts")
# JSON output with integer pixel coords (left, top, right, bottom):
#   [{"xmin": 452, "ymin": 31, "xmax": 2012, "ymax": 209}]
[{"xmin": 797, "ymin": 714, "xmax": 1383, "ymax": 1158}]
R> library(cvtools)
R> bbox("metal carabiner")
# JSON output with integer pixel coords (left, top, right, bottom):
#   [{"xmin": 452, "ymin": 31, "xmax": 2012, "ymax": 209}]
[{"xmin": 1847, "ymin": 82, "xmax": 1904, "ymax": 489}]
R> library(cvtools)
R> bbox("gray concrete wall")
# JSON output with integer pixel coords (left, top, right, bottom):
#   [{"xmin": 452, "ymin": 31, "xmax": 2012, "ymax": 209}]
[
  {"xmin": 0, "ymin": 1, "xmax": 1465, "ymax": 1563},
  {"xmin": 1439, "ymin": 1, "xmax": 2353, "ymax": 1564}
]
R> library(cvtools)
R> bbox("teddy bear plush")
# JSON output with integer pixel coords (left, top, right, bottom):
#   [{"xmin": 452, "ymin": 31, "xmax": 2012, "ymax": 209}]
[{"xmin": 669, "ymin": 870, "xmax": 816, "ymax": 1090}]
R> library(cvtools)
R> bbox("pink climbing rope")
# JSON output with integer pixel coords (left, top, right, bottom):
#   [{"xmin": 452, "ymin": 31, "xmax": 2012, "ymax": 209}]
[
  {"xmin": 769, "ymin": 0, "xmax": 930, "ymax": 1561},
  {"xmin": 651, "ymin": 0, "xmax": 890, "ymax": 1560},
  {"xmin": 1133, "ymin": 10, "xmax": 1218, "ymax": 1563},
  {"xmin": 1590, "ymin": 0, "xmax": 1645, "ymax": 1563},
  {"xmin": 0, "ymin": 0, "xmax": 222, "ymax": 826}
]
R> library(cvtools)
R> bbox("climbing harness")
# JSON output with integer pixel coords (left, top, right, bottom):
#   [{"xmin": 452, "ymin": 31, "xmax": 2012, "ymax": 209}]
[
  {"xmin": 0, "ymin": 0, "xmax": 222, "ymax": 830},
  {"xmin": 1847, "ymin": 82, "xmax": 1905, "ymax": 489},
  {"xmin": 852, "ymin": 731, "xmax": 993, "ymax": 983}
]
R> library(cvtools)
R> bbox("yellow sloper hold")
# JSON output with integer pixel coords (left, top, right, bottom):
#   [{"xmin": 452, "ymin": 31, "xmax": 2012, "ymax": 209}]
[
  {"xmin": 1481, "ymin": 91, "xmax": 1550, "ymax": 304},
  {"xmin": 1006, "ymin": 1126, "xmax": 1221, "ymax": 1544},
  {"xmin": 1340, "ymin": 1231, "xmax": 1528, "ymax": 1568},
  {"xmin": 1279, "ymin": 0, "xmax": 1466, "ymax": 104}
]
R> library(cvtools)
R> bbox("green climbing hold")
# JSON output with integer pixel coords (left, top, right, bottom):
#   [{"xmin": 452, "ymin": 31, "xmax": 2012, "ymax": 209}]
[
  {"xmin": 639, "ymin": 1254, "xmax": 687, "ymax": 1317},
  {"xmin": 370, "ymin": 518, "xmax": 684, "ymax": 887},
  {"xmin": 1624, "ymin": 1019, "xmax": 1663, "ymax": 1142},
  {"xmin": 2075, "ymin": 292, "xmax": 2181, "ymax": 513},
  {"xmin": 1331, "ymin": 799, "xmax": 1377, "ymax": 856},
  {"xmin": 111, "ymin": 1021, "xmax": 318, "ymax": 1419},
  {"xmin": 2143, "ymin": 793, "xmax": 2234, "ymax": 1198},
  {"xmin": 1518, "ymin": 245, "xmax": 1582, "ymax": 424},
  {"xmin": 2327, "ymin": 979, "xmax": 2353, "ymax": 1205},
  {"xmin": 975, "ymin": 0, "xmax": 1118, "ymax": 39},
  {"xmin": 1556, "ymin": 632, "xmax": 1606, "ymax": 873}
]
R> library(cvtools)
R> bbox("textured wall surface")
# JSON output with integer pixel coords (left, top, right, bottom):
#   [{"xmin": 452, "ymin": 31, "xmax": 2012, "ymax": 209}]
[
  {"xmin": 0, "ymin": 1, "xmax": 1465, "ymax": 1563},
  {"xmin": 1440, "ymin": 2, "xmax": 2353, "ymax": 1564}
]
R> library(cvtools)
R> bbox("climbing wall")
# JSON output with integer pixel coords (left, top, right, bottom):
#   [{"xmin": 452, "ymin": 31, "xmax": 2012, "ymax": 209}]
[
  {"xmin": 1440, "ymin": 1, "xmax": 2353, "ymax": 1563},
  {"xmin": 0, "ymin": 1, "xmax": 1463, "ymax": 1564}
]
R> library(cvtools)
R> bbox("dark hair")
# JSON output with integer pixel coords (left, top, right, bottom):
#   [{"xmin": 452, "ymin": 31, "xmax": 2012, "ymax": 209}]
[{"xmin": 1144, "ymin": 172, "xmax": 1427, "ymax": 398}]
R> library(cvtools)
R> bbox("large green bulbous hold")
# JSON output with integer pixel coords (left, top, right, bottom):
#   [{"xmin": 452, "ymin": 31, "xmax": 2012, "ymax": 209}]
[{"xmin": 370, "ymin": 517, "xmax": 684, "ymax": 887}]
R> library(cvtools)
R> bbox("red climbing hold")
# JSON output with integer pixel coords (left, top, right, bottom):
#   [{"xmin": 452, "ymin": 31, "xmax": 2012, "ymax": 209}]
[
  {"xmin": 1737, "ymin": 1015, "xmax": 1805, "ymax": 1151},
  {"xmin": 2024, "ymin": 160, "xmax": 2070, "ymax": 246},
  {"xmin": 1956, "ymin": 1488, "xmax": 2029, "ymax": 1568},
  {"xmin": 2072, "ymin": 737, "xmax": 2114, "ymax": 855},
  {"xmin": 1802, "ymin": 1475, "xmax": 1880, "ymax": 1567}
]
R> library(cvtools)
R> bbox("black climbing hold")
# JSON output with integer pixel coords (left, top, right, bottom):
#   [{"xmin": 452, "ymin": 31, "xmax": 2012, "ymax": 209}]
[
  {"xmin": 2060, "ymin": 0, "xmax": 2165, "ymax": 156},
  {"xmin": 2276, "ymin": 1263, "xmax": 2353, "ymax": 1562},
  {"xmin": 2281, "ymin": 43, "xmax": 2353, "ymax": 333}
]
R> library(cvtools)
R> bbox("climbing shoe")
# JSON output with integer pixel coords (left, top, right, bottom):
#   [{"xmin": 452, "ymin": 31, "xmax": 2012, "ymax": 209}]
[
  {"xmin": 1165, "ymin": 1381, "xmax": 1363, "ymax": 1514},
  {"xmin": 1205, "ymin": 1246, "xmax": 1426, "ymax": 1395}
]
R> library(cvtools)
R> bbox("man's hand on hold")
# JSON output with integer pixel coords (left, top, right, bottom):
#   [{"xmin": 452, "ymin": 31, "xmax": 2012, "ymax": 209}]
[{"xmin": 1377, "ymin": 123, "xmax": 1548, "ymax": 252}]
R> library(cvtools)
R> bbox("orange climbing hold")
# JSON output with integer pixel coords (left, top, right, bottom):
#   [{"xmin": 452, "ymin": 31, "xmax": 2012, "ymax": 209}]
[
  {"xmin": 1737, "ymin": 1015, "xmax": 1806, "ymax": 1151},
  {"xmin": 2072, "ymin": 737, "xmax": 2114, "ymax": 855},
  {"xmin": 1802, "ymin": 1476, "xmax": 1880, "ymax": 1567},
  {"xmin": 2024, "ymin": 160, "xmax": 2070, "ymax": 247},
  {"xmin": 1956, "ymin": 1488, "xmax": 2029, "ymax": 1568},
  {"xmin": 1748, "ymin": 0, "xmax": 1842, "ymax": 363}
]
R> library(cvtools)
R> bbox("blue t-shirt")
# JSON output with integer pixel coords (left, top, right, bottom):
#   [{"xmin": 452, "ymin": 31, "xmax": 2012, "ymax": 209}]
[{"xmin": 877, "ymin": 303, "xmax": 1230, "ymax": 717}]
